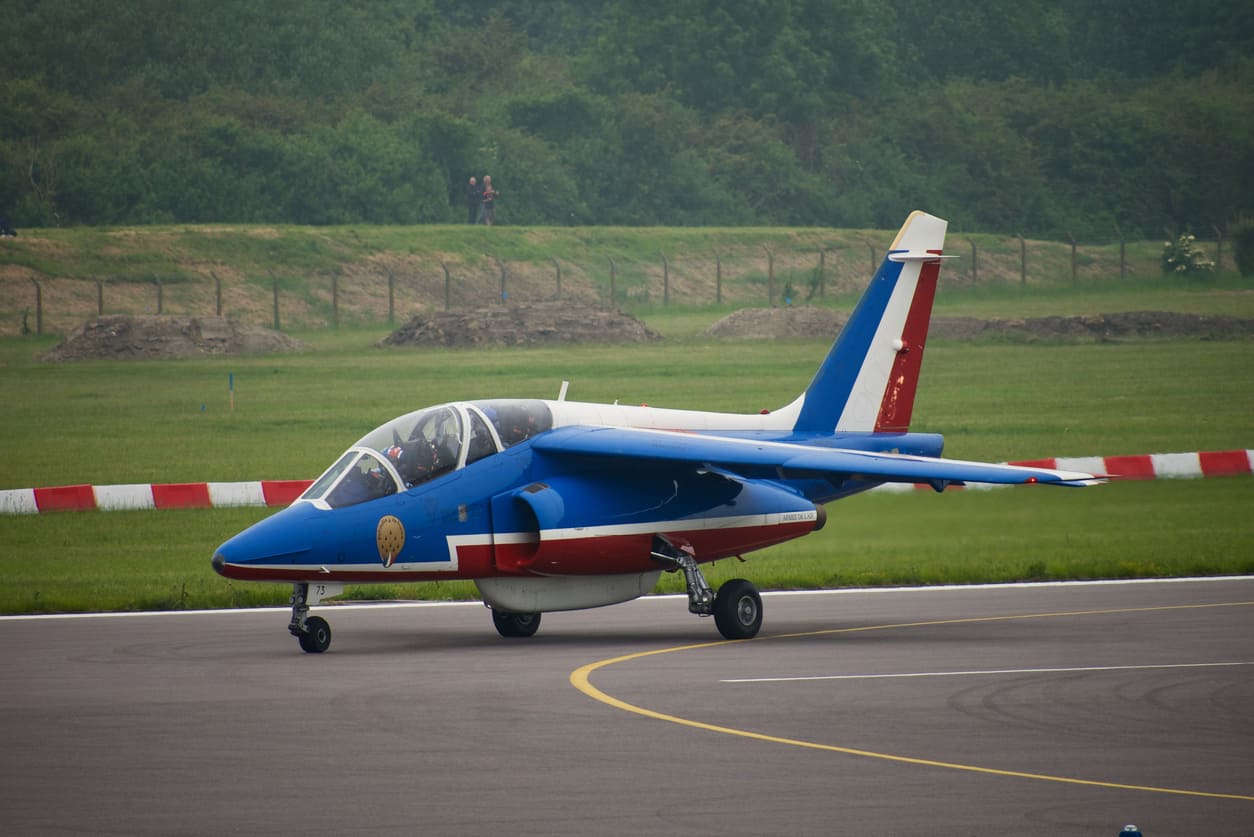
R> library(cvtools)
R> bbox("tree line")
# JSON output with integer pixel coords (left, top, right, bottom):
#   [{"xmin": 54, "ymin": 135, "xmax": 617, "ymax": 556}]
[{"xmin": 2, "ymin": 0, "xmax": 1252, "ymax": 238}]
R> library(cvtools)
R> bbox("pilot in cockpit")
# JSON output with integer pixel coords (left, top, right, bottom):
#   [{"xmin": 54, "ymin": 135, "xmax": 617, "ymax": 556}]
[{"xmin": 384, "ymin": 406, "xmax": 462, "ymax": 488}]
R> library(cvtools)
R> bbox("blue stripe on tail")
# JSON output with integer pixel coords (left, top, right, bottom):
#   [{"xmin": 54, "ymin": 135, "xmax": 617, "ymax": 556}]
[{"xmin": 792, "ymin": 257, "xmax": 905, "ymax": 433}]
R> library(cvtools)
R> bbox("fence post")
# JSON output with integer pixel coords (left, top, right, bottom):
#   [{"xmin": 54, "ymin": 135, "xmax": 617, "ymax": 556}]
[
  {"xmin": 715, "ymin": 252, "xmax": 722, "ymax": 304},
  {"xmin": 968, "ymin": 239, "xmax": 978, "ymax": 284},
  {"xmin": 387, "ymin": 267, "xmax": 395, "ymax": 323},
  {"xmin": 1018, "ymin": 235, "xmax": 1027, "ymax": 285},
  {"xmin": 868, "ymin": 242, "xmax": 877, "ymax": 275},
  {"xmin": 1068, "ymin": 232, "xmax": 1078, "ymax": 284},
  {"xmin": 495, "ymin": 258, "xmax": 507, "ymax": 301},
  {"xmin": 269, "ymin": 270, "xmax": 281, "ymax": 330},
  {"xmin": 30, "ymin": 278, "xmax": 42, "ymax": 336},
  {"xmin": 97, "ymin": 279, "xmax": 104, "ymax": 315},
  {"xmin": 1115, "ymin": 223, "xmax": 1126, "ymax": 281},
  {"xmin": 152, "ymin": 275, "xmax": 163, "ymax": 314},
  {"xmin": 1213, "ymin": 224, "xmax": 1224, "ymax": 272},
  {"xmin": 763, "ymin": 247, "xmax": 774, "ymax": 307},
  {"xmin": 660, "ymin": 252, "xmax": 669, "ymax": 306},
  {"xmin": 440, "ymin": 260, "xmax": 451, "ymax": 311},
  {"xmin": 816, "ymin": 249, "xmax": 825, "ymax": 298},
  {"xmin": 608, "ymin": 258, "xmax": 616, "ymax": 306},
  {"xmin": 552, "ymin": 258, "xmax": 561, "ymax": 300},
  {"xmin": 331, "ymin": 270, "xmax": 339, "ymax": 328},
  {"xmin": 213, "ymin": 272, "xmax": 222, "ymax": 316}
]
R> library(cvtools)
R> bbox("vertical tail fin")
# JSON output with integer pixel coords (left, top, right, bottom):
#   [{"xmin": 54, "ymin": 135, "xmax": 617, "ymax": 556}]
[{"xmin": 792, "ymin": 211, "xmax": 950, "ymax": 434}]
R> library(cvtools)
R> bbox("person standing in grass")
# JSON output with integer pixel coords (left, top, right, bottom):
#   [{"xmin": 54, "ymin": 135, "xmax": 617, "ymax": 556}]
[{"xmin": 479, "ymin": 175, "xmax": 497, "ymax": 225}]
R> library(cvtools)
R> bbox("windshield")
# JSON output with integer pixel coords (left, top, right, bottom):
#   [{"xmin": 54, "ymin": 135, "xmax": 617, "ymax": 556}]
[{"xmin": 304, "ymin": 400, "xmax": 550, "ymax": 505}]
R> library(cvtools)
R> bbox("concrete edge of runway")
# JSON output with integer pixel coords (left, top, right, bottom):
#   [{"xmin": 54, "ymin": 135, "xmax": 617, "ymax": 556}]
[{"xmin": 2, "ymin": 574, "xmax": 1250, "ymax": 622}]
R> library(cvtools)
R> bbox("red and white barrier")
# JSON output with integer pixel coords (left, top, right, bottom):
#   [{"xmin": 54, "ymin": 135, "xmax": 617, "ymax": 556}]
[
  {"xmin": 873, "ymin": 449, "xmax": 1254, "ymax": 493},
  {"xmin": 0, "ymin": 480, "xmax": 311, "ymax": 515},
  {"xmin": 1, "ymin": 451, "xmax": 1250, "ymax": 514}
]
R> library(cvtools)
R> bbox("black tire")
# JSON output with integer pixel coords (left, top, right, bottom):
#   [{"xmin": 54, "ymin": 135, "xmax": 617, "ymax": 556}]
[
  {"xmin": 713, "ymin": 579, "xmax": 762, "ymax": 640},
  {"xmin": 492, "ymin": 610, "xmax": 541, "ymax": 638},
  {"xmin": 298, "ymin": 616, "xmax": 332, "ymax": 653}
]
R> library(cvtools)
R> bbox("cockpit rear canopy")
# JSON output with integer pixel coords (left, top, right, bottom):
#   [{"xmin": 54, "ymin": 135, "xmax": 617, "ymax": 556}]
[{"xmin": 298, "ymin": 399, "xmax": 553, "ymax": 509}]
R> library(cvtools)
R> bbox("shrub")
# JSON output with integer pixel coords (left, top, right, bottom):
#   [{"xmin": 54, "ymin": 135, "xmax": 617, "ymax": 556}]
[
  {"xmin": 1160, "ymin": 233, "xmax": 1214, "ymax": 276},
  {"xmin": 1229, "ymin": 216, "xmax": 1254, "ymax": 278}
]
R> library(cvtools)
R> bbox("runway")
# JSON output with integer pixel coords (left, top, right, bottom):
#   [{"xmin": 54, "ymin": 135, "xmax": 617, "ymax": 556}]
[{"xmin": 2, "ymin": 578, "xmax": 1252, "ymax": 835}]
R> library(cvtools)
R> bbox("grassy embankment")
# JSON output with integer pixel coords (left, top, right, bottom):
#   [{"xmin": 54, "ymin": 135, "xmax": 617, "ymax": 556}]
[
  {"xmin": 0, "ymin": 221, "xmax": 1213, "ymax": 337},
  {"xmin": 0, "ymin": 223, "xmax": 1251, "ymax": 613}
]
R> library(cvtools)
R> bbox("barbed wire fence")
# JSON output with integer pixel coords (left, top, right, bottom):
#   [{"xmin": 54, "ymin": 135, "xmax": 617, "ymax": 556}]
[{"xmin": 3, "ymin": 230, "xmax": 1232, "ymax": 337}]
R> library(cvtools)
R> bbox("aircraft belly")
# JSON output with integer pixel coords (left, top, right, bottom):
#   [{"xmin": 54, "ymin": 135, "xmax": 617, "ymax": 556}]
[{"xmin": 476, "ymin": 572, "xmax": 663, "ymax": 613}]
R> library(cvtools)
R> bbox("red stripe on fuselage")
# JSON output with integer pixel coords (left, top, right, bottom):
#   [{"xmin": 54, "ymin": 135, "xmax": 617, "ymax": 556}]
[
  {"xmin": 874, "ymin": 254, "xmax": 941, "ymax": 433},
  {"xmin": 216, "ymin": 519, "xmax": 818, "ymax": 584}
]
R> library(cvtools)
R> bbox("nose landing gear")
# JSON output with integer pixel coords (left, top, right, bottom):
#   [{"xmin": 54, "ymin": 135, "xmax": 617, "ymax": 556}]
[{"xmin": 288, "ymin": 582, "xmax": 343, "ymax": 653}]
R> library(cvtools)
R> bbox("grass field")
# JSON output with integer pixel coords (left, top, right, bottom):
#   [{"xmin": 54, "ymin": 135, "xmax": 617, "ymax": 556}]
[{"xmin": 1, "ymin": 279, "xmax": 1251, "ymax": 614}]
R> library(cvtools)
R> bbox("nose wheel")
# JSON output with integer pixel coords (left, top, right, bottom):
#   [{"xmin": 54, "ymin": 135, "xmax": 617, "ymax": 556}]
[
  {"xmin": 288, "ymin": 582, "xmax": 342, "ymax": 653},
  {"xmin": 297, "ymin": 616, "xmax": 332, "ymax": 653}
]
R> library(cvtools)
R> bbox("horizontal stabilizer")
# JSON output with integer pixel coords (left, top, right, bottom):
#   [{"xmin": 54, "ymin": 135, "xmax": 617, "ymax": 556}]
[{"xmin": 887, "ymin": 252, "xmax": 957, "ymax": 263}]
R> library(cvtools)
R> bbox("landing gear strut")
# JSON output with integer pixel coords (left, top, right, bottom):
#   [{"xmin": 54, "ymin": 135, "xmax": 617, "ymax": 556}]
[
  {"xmin": 288, "ymin": 582, "xmax": 340, "ymax": 653},
  {"xmin": 652, "ymin": 536, "xmax": 762, "ymax": 640}
]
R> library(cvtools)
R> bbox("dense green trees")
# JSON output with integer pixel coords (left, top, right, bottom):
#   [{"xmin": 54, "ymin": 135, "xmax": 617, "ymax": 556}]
[{"xmin": 2, "ymin": 0, "xmax": 1251, "ymax": 237}]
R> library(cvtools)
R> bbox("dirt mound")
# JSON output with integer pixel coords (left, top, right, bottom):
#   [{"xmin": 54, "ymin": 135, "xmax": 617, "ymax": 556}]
[
  {"xmin": 702, "ymin": 306, "xmax": 848, "ymax": 340},
  {"xmin": 704, "ymin": 308, "xmax": 1254, "ymax": 342},
  {"xmin": 378, "ymin": 302, "xmax": 662, "ymax": 348},
  {"xmin": 929, "ymin": 311, "xmax": 1254, "ymax": 341},
  {"xmin": 41, "ymin": 315, "xmax": 306, "ymax": 361}
]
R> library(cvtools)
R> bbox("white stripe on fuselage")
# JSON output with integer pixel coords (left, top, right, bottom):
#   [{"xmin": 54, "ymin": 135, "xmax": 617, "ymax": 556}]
[{"xmin": 545, "ymin": 397, "xmax": 800, "ymax": 434}]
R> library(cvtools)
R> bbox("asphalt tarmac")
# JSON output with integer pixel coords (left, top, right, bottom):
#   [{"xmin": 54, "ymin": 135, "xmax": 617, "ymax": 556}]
[{"xmin": 2, "ymin": 578, "xmax": 1251, "ymax": 836}]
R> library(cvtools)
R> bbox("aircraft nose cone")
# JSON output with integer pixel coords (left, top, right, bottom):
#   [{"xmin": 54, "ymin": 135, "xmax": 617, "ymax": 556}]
[{"xmin": 211, "ymin": 551, "xmax": 226, "ymax": 576}]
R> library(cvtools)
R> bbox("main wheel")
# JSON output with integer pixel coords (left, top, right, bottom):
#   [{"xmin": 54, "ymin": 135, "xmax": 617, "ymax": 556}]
[
  {"xmin": 492, "ymin": 609, "xmax": 541, "ymax": 638},
  {"xmin": 298, "ymin": 615, "xmax": 332, "ymax": 653},
  {"xmin": 713, "ymin": 579, "xmax": 762, "ymax": 640}
]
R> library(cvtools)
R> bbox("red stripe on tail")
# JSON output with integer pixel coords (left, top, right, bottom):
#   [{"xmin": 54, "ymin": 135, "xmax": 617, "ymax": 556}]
[{"xmin": 874, "ymin": 254, "xmax": 941, "ymax": 433}]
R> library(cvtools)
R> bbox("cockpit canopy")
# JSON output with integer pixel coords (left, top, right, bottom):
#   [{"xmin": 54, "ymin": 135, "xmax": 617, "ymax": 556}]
[{"xmin": 298, "ymin": 399, "xmax": 552, "ymax": 509}]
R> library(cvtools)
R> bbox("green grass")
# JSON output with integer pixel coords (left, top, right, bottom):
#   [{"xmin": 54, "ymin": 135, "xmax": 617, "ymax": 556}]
[
  {"xmin": 2, "ymin": 332, "xmax": 1250, "ymax": 487},
  {"xmin": 1, "ymin": 272, "xmax": 1252, "ymax": 614},
  {"xmin": 1, "ymin": 479, "xmax": 1248, "ymax": 614}
]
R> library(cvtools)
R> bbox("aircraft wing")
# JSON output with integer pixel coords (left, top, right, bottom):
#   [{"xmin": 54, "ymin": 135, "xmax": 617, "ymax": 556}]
[{"xmin": 531, "ymin": 426, "xmax": 1104, "ymax": 488}]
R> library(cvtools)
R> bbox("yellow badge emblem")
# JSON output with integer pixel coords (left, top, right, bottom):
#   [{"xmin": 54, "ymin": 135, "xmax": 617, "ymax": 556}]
[{"xmin": 376, "ymin": 515, "xmax": 405, "ymax": 568}]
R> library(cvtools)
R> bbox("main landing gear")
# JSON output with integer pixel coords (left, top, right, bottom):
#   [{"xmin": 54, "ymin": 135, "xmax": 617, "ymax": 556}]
[
  {"xmin": 288, "ymin": 582, "xmax": 341, "ymax": 653},
  {"xmin": 652, "ymin": 536, "xmax": 763, "ymax": 640},
  {"xmin": 491, "ymin": 609, "xmax": 542, "ymax": 638}
]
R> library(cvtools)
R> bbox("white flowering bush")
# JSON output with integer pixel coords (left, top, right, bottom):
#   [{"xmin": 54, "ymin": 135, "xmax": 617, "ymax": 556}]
[{"xmin": 1161, "ymin": 233, "xmax": 1214, "ymax": 275}]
